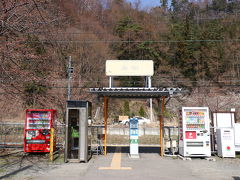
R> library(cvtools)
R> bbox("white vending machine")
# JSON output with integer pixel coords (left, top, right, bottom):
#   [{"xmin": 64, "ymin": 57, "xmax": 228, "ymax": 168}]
[
  {"xmin": 216, "ymin": 128, "xmax": 235, "ymax": 158},
  {"xmin": 179, "ymin": 107, "xmax": 211, "ymax": 157}
]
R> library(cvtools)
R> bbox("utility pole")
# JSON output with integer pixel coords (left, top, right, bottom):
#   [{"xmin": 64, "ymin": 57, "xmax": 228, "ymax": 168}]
[{"xmin": 67, "ymin": 56, "xmax": 73, "ymax": 101}]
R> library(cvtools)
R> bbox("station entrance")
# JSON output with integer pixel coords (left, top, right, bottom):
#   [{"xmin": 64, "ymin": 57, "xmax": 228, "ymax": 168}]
[
  {"xmin": 90, "ymin": 87, "xmax": 182, "ymax": 156},
  {"xmin": 90, "ymin": 60, "xmax": 184, "ymax": 156}
]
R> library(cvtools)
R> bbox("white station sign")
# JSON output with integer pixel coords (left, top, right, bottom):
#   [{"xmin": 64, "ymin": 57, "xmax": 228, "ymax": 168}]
[{"xmin": 106, "ymin": 60, "xmax": 154, "ymax": 76}]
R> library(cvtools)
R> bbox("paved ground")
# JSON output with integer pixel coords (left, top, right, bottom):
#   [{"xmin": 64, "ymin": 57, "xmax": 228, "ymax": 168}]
[
  {"xmin": 32, "ymin": 147, "xmax": 240, "ymax": 180},
  {"xmin": 1, "ymin": 148, "xmax": 240, "ymax": 180}
]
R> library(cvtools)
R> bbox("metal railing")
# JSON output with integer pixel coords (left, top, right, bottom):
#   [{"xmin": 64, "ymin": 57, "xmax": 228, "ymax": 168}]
[
  {"xmin": 0, "ymin": 123, "xmax": 24, "ymax": 147},
  {"xmin": 0, "ymin": 123, "xmax": 179, "ymax": 150},
  {"xmin": 0, "ymin": 123, "xmax": 65, "ymax": 148}
]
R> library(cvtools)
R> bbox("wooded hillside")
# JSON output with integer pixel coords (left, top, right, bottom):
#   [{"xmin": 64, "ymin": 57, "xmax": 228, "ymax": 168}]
[{"xmin": 1, "ymin": 0, "xmax": 240, "ymax": 122}]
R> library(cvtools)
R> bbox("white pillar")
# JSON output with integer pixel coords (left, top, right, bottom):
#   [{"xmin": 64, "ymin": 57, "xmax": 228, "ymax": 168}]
[
  {"xmin": 109, "ymin": 76, "xmax": 113, "ymax": 88},
  {"xmin": 148, "ymin": 76, "xmax": 153, "ymax": 122},
  {"xmin": 148, "ymin": 76, "xmax": 152, "ymax": 88}
]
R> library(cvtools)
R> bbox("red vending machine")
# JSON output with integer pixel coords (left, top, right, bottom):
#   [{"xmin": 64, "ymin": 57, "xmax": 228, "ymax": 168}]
[{"xmin": 24, "ymin": 109, "xmax": 56, "ymax": 153}]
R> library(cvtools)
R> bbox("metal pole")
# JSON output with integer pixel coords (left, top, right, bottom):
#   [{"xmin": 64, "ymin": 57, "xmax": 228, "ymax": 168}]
[
  {"xmin": 104, "ymin": 96, "xmax": 108, "ymax": 155},
  {"xmin": 67, "ymin": 56, "xmax": 72, "ymax": 101},
  {"xmin": 160, "ymin": 96, "xmax": 165, "ymax": 157},
  {"xmin": 148, "ymin": 76, "xmax": 153, "ymax": 122},
  {"xmin": 109, "ymin": 76, "xmax": 113, "ymax": 88},
  {"xmin": 50, "ymin": 128, "xmax": 54, "ymax": 161},
  {"xmin": 64, "ymin": 110, "xmax": 68, "ymax": 162},
  {"xmin": 148, "ymin": 76, "xmax": 152, "ymax": 88}
]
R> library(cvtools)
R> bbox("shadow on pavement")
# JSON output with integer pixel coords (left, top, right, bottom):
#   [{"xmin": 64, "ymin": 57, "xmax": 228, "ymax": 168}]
[
  {"xmin": 232, "ymin": 177, "xmax": 240, "ymax": 180},
  {"xmin": 107, "ymin": 146, "xmax": 160, "ymax": 154},
  {"xmin": 0, "ymin": 165, "xmax": 32, "ymax": 180}
]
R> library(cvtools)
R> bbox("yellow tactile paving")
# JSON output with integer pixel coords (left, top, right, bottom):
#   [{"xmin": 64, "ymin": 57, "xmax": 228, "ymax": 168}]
[{"xmin": 98, "ymin": 147, "xmax": 132, "ymax": 170}]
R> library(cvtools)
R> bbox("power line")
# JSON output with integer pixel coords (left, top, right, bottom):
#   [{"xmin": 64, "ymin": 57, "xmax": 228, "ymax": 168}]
[
  {"xmin": 1, "ymin": 83, "xmax": 240, "ymax": 89},
  {"xmin": 2, "ymin": 39, "xmax": 240, "ymax": 43},
  {"xmin": 1, "ymin": 78, "xmax": 240, "ymax": 83},
  {"xmin": 0, "ymin": 83, "xmax": 240, "ymax": 96},
  {"xmin": 25, "ymin": 31, "xmax": 168, "ymax": 35}
]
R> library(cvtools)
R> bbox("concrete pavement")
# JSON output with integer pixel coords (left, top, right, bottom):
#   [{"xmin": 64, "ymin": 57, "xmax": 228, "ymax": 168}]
[{"xmin": 33, "ymin": 147, "xmax": 240, "ymax": 180}]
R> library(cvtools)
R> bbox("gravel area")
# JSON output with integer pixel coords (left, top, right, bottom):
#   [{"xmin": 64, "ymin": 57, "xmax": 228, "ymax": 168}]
[{"xmin": 0, "ymin": 149, "xmax": 64, "ymax": 180}]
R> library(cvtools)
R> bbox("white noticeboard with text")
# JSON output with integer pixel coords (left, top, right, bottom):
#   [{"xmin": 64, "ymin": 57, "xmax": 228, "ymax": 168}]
[{"xmin": 106, "ymin": 60, "xmax": 154, "ymax": 76}]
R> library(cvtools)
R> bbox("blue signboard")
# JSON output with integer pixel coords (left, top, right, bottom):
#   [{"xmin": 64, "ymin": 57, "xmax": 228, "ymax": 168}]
[
  {"xmin": 129, "ymin": 117, "xmax": 139, "ymax": 156},
  {"xmin": 130, "ymin": 118, "xmax": 139, "ymax": 136},
  {"xmin": 130, "ymin": 129, "xmax": 138, "ymax": 136}
]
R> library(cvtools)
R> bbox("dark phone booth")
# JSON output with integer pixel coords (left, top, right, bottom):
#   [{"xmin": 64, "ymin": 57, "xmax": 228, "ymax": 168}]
[{"xmin": 64, "ymin": 101, "xmax": 92, "ymax": 163}]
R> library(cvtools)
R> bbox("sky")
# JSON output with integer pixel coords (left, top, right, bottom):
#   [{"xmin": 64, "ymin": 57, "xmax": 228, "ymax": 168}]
[{"xmin": 126, "ymin": 0, "xmax": 161, "ymax": 9}]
